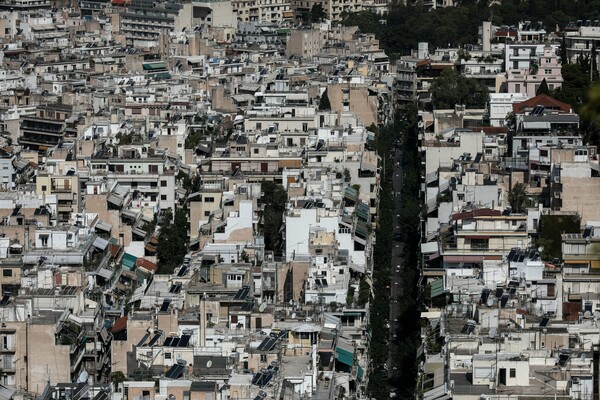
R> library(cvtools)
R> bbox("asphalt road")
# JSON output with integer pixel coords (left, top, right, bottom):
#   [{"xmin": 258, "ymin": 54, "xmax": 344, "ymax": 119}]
[{"xmin": 388, "ymin": 143, "xmax": 404, "ymax": 377}]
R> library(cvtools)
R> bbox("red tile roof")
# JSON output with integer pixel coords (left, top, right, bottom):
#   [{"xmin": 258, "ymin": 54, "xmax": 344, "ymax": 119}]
[
  {"xmin": 452, "ymin": 208, "xmax": 502, "ymax": 221},
  {"xmin": 136, "ymin": 258, "xmax": 158, "ymax": 273},
  {"xmin": 512, "ymin": 93, "xmax": 573, "ymax": 114},
  {"xmin": 111, "ymin": 316, "xmax": 127, "ymax": 333}
]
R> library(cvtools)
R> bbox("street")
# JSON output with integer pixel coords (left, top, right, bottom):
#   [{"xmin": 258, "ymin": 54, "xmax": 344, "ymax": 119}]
[{"xmin": 388, "ymin": 143, "xmax": 404, "ymax": 378}]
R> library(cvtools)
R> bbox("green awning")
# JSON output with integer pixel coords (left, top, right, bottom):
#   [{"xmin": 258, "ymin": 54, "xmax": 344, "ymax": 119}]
[
  {"xmin": 336, "ymin": 346, "xmax": 354, "ymax": 367},
  {"xmin": 357, "ymin": 366, "xmax": 364, "ymax": 380},
  {"xmin": 136, "ymin": 268, "xmax": 148, "ymax": 284},
  {"xmin": 277, "ymin": 29, "xmax": 291, "ymax": 34},
  {"xmin": 122, "ymin": 253, "xmax": 137, "ymax": 270},
  {"xmin": 430, "ymin": 278, "xmax": 444, "ymax": 298},
  {"xmin": 356, "ymin": 203, "xmax": 369, "ymax": 221},
  {"xmin": 148, "ymin": 72, "xmax": 171, "ymax": 79},
  {"xmin": 355, "ymin": 222, "xmax": 368, "ymax": 239},
  {"xmin": 343, "ymin": 312, "xmax": 362, "ymax": 317},
  {"xmin": 143, "ymin": 62, "xmax": 167, "ymax": 70},
  {"xmin": 344, "ymin": 186, "xmax": 358, "ymax": 201}
]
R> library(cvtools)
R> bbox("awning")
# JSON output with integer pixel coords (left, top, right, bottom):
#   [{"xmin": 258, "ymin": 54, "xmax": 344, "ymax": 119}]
[
  {"xmin": 97, "ymin": 268, "xmax": 113, "ymax": 280},
  {"xmin": 129, "ymin": 285, "xmax": 145, "ymax": 303},
  {"xmin": 443, "ymin": 255, "xmax": 488, "ymax": 263},
  {"xmin": 122, "ymin": 253, "xmax": 137, "ymax": 270},
  {"xmin": 421, "ymin": 242, "xmax": 438, "ymax": 254},
  {"xmin": 293, "ymin": 324, "xmax": 320, "ymax": 333},
  {"xmin": 335, "ymin": 339, "xmax": 355, "ymax": 367},
  {"xmin": 430, "ymin": 278, "xmax": 445, "ymax": 298},
  {"xmin": 121, "ymin": 209, "xmax": 138, "ymax": 220},
  {"xmin": 349, "ymin": 263, "xmax": 365, "ymax": 273},
  {"xmin": 107, "ymin": 193, "xmax": 124, "ymax": 207},
  {"xmin": 93, "ymin": 237, "xmax": 109, "ymax": 250},
  {"xmin": 465, "ymin": 235, "xmax": 490, "ymax": 240},
  {"xmin": 143, "ymin": 62, "xmax": 167, "ymax": 70},
  {"xmin": 148, "ymin": 72, "xmax": 171, "ymax": 79},
  {"xmin": 95, "ymin": 221, "xmax": 112, "ymax": 232}
]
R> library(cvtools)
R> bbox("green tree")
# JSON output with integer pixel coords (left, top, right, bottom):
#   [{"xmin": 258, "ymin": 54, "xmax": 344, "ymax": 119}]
[
  {"xmin": 580, "ymin": 82, "xmax": 600, "ymax": 147},
  {"xmin": 560, "ymin": 34, "xmax": 568, "ymax": 65},
  {"xmin": 430, "ymin": 69, "xmax": 488, "ymax": 109},
  {"xmin": 538, "ymin": 214, "xmax": 581, "ymax": 260},
  {"xmin": 318, "ymin": 88, "xmax": 331, "ymax": 110},
  {"xmin": 157, "ymin": 208, "xmax": 188, "ymax": 274},
  {"xmin": 185, "ymin": 129, "xmax": 202, "ymax": 149},
  {"xmin": 308, "ymin": 4, "xmax": 326, "ymax": 22},
  {"xmin": 346, "ymin": 285, "xmax": 355, "ymax": 306},
  {"xmin": 259, "ymin": 181, "xmax": 287, "ymax": 252},
  {"xmin": 508, "ymin": 182, "xmax": 535, "ymax": 213},
  {"xmin": 109, "ymin": 371, "xmax": 126, "ymax": 390},
  {"xmin": 356, "ymin": 275, "xmax": 370, "ymax": 306},
  {"xmin": 537, "ymin": 78, "xmax": 550, "ymax": 95}
]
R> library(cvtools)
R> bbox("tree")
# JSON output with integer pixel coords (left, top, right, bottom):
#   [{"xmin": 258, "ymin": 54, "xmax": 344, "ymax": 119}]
[
  {"xmin": 259, "ymin": 181, "xmax": 287, "ymax": 252},
  {"xmin": 109, "ymin": 371, "xmax": 126, "ymax": 390},
  {"xmin": 318, "ymin": 88, "xmax": 331, "ymax": 110},
  {"xmin": 346, "ymin": 285, "xmax": 355, "ymax": 306},
  {"xmin": 308, "ymin": 4, "xmax": 326, "ymax": 23},
  {"xmin": 505, "ymin": 111, "xmax": 517, "ymax": 131},
  {"xmin": 508, "ymin": 182, "xmax": 534, "ymax": 213},
  {"xmin": 560, "ymin": 34, "xmax": 568, "ymax": 65},
  {"xmin": 356, "ymin": 275, "xmax": 370, "ymax": 306},
  {"xmin": 537, "ymin": 78, "xmax": 550, "ymax": 95},
  {"xmin": 430, "ymin": 69, "xmax": 488, "ymax": 109},
  {"xmin": 538, "ymin": 214, "xmax": 581, "ymax": 260},
  {"xmin": 157, "ymin": 208, "xmax": 188, "ymax": 274},
  {"xmin": 580, "ymin": 82, "xmax": 600, "ymax": 147}
]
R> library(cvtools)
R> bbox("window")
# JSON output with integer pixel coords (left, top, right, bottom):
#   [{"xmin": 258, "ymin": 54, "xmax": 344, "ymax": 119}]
[
  {"xmin": 470, "ymin": 238, "xmax": 489, "ymax": 250},
  {"xmin": 457, "ymin": 194, "xmax": 465, "ymax": 201},
  {"xmin": 40, "ymin": 235, "xmax": 49, "ymax": 247},
  {"xmin": 231, "ymin": 315, "xmax": 238, "ymax": 323},
  {"xmin": 164, "ymin": 352, "xmax": 171, "ymax": 359},
  {"xmin": 254, "ymin": 148, "xmax": 259, "ymax": 154},
  {"xmin": 42, "ymin": 185, "xmax": 47, "ymax": 191},
  {"xmin": 260, "ymin": 354, "xmax": 267, "ymax": 362},
  {"xmin": 161, "ymin": 195, "xmax": 167, "ymax": 201},
  {"xmin": 545, "ymin": 69, "xmax": 551, "ymax": 75},
  {"xmin": 509, "ymin": 368, "xmax": 516, "ymax": 378},
  {"xmin": 160, "ymin": 180, "xmax": 167, "ymax": 187},
  {"xmin": 205, "ymin": 197, "xmax": 215, "ymax": 203},
  {"xmin": 2, "ymin": 269, "xmax": 12, "ymax": 277},
  {"xmin": 256, "ymin": 123, "xmax": 262, "ymax": 130},
  {"xmin": 515, "ymin": 83, "xmax": 521, "ymax": 92}
]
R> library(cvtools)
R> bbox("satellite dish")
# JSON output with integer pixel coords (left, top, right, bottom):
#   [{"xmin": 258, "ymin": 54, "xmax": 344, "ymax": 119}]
[
  {"xmin": 594, "ymin": 311, "xmax": 600, "ymax": 320},
  {"xmin": 584, "ymin": 310, "xmax": 592, "ymax": 318},
  {"xmin": 291, "ymin": 313, "xmax": 296, "ymax": 319},
  {"xmin": 259, "ymin": 303, "xmax": 267, "ymax": 313},
  {"xmin": 538, "ymin": 246, "xmax": 544, "ymax": 252},
  {"xmin": 168, "ymin": 394, "xmax": 176, "ymax": 400},
  {"xmin": 206, "ymin": 360, "xmax": 212, "ymax": 368},
  {"xmin": 486, "ymin": 298, "xmax": 494, "ymax": 307}
]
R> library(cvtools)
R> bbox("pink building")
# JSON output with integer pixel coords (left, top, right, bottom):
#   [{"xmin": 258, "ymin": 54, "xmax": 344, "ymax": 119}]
[{"xmin": 506, "ymin": 44, "xmax": 563, "ymax": 98}]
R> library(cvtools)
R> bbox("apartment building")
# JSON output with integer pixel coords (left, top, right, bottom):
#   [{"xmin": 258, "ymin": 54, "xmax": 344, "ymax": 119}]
[
  {"xmin": 18, "ymin": 104, "xmax": 75, "ymax": 152},
  {"xmin": 506, "ymin": 45, "xmax": 563, "ymax": 98}
]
